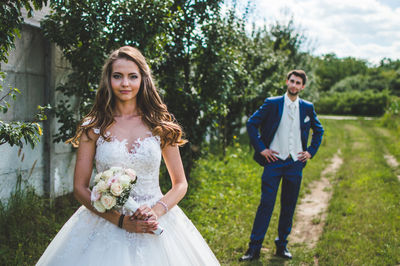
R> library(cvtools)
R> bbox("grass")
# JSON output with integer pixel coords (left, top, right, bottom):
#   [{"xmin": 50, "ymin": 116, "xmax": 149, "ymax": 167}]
[
  {"xmin": 180, "ymin": 119, "xmax": 344, "ymax": 265},
  {"xmin": 1, "ymin": 118, "xmax": 400, "ymax": 265},
  {"xmin": 315, "ymin": 120, "xmax": 400, "ymax": 265},
  {"xmin": 0, "ymin": 189, "xmax": 80, "ymax": 265},
  {"xmin": 180, "ymin": 118, "xmax": 400, "ymax": 265}
]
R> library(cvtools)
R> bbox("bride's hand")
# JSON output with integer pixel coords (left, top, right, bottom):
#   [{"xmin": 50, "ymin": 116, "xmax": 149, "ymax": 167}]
[
  {"xmin": 132, "ymin": 205, "xmax": 157, "ymax": 220},
  {"xmin": 123, "ymin": 217, "xmax": 159, "ymax": 234}
]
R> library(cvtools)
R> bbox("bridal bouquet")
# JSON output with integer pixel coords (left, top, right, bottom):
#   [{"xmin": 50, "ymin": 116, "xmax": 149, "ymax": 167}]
[{"xmin": 91, "ymin": 166, "xmax": 163, "ymax": 235}]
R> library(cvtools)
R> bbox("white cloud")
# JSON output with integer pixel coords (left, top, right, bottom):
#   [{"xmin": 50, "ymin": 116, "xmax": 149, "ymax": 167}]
[{"xmin": 244, "ymin": 0, "xmax": 400, "ymax": 63}]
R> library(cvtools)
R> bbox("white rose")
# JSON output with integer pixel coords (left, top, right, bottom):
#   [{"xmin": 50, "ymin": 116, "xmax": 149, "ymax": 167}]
[
  {"xmin": 100, "ymin": 194, "xmax": 116, "ymax": 210},
  {"xmin": 95, "ymin": 180, "xmax": 109, "ymax": 193},
  {"xmin": 94, "ymin": 173, "xmax": 102, "ymax": 183},
  {"xmin": 110, "ymin": 182, "xmax": 123, "ymax": 196},
  {"xmin": 124, "ymin": 169, "xmax": 136, "ymax": 182},
  {"xmin": 93, "ymin": 200, "xmax": 106, "ymax": 213},
  {"xmin": 119, "ymin": 174, "xmax": 131, "ymax": 187},
  {"xmin": 101, "ymin": 170, "xmax": 114, "ymax": 182}
]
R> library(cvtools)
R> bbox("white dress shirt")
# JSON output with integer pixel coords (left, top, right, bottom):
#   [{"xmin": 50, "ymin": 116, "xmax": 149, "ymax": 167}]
[{"xmin": 269, "ymin": 93, "xmax": 303, "ymax": 161}]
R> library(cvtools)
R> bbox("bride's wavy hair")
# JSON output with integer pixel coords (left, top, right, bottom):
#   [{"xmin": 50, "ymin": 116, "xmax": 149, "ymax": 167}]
[{"xmin": 68, "ymin": 46, "xmax": 187, "ymax": 148}]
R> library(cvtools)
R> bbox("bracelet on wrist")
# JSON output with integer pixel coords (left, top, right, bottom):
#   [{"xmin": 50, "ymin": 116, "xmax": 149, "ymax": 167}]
[
  {"xmin": 118, "ymin": 214, "xmax": 125, "ymax": 228},
  {"xmin": 156, "ymin": 200, "xmax": 169, "ymax": 213}
]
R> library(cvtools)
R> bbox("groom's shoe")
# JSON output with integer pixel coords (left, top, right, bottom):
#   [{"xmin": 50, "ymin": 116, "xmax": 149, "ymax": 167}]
[
  {"xmin": 275, "ymin": 246, "xmax": 292, "ymax": 259},
  {"xmin": 239, "ymin": 248, "xmax": 260, "ymax": 261}
]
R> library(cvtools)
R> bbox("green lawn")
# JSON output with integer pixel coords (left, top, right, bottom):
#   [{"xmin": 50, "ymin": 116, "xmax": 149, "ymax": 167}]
[
  {"xmin": 315, "ymin": 120, "xmax": 400, "ymax": 265},
  {"xmin": 182, "ymin": 119, "xmax": 400, "ymax": 265},
  {"xmin": 1, "ymin": 118, "xmax": 399, "ymax": 265}
]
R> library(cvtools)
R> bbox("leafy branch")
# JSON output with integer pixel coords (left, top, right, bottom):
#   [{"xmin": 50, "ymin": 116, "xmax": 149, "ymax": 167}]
[
  {"xmin": 0, "ymin": 72, "xmax": 50, "ymax": 148},
  {"xmin": 0, "ymin": 0, "xmax": 49, "ymax": 149}
]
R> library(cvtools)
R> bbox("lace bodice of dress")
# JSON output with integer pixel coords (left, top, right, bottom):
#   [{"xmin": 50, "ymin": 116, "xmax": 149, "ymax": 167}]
[{"xmin": 94, "ymin": 129, "xmax": 163, "ymax": 206}]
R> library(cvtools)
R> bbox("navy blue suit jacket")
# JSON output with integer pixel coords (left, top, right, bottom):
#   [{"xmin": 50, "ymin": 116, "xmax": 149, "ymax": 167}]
[{"xmin": 247, "ymin": 95, "xmax": 324, "ymax": 166}]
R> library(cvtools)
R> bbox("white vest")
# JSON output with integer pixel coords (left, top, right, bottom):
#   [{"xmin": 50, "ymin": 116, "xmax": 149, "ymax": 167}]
[{"xmin": 269, "ymin": 93, "xmax": 303, "ymax": 161}]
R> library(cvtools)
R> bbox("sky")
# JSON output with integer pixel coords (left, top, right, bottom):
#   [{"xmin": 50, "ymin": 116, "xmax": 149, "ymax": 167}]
[{"xmin": 233, "ymin": 0, "xmax": 400, "ymax": 64}]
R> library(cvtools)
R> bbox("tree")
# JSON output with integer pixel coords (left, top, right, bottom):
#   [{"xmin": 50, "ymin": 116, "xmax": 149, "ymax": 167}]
[
  {"xmin": 42, "ymin": 0, "xmax": 224, "ymax": 175},
  {"xmin": 0, "ymin": 0, "xmax": 49, "ymax": 148},
  {"xmin": 269, "ymin": 16, "xmax": 307, "ymax": 68},
  {"xmin": 376, "ymin": 58, "xmax": 400, "ymax": 96},
  {"xmin": 190, "ymin": 8, "xmax": 249, "ymax": 154},
  {"xmin": 41, "ymin": 0, "xmax": 314, "ymax": 174},
  {"xmin": 314, "ymin": 54, "xmax": 368, "ymax": 92},
  {"xmin": 41, "ymin": 0, "xmax": 178, "ymax": 142}
]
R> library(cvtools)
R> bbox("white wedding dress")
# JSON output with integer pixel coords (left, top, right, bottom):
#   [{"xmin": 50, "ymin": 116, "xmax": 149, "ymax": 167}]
[{"xmin": 37, "ymin": 131, "xmax": 220, "ymax": 266}]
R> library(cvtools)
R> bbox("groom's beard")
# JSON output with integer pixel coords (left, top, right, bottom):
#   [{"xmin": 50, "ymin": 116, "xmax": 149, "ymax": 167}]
[{"xmin": 287, "ymin": 89, "xmax": 299, "ymax": 96}]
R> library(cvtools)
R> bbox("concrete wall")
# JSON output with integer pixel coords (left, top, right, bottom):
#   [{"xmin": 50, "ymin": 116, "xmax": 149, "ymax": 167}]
[{"xmin": 0, "ymin": 14, "xmax": 76, "ymax": 202}]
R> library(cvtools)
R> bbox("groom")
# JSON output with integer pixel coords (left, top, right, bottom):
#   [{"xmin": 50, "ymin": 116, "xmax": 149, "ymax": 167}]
[{"xmin": 240, "ymin": 70, "xmax": 324, "ymax": 261}]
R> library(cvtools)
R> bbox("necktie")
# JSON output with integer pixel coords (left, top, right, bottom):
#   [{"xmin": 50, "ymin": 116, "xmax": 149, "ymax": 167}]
[{"xmin": 288, "ymin": 102, "xmax": 296, "ymax": 120}]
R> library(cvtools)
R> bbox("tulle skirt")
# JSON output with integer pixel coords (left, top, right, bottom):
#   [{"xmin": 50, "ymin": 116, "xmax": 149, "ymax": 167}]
[{"xmin": 36, "ymin": 206, "xmax": 220, "ymax": 266}]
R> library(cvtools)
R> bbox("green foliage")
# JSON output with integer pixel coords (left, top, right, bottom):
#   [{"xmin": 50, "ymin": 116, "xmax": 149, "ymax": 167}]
[
  {"xmin": 244, "ymin": 26, "xmax": 287, "ymax": 114},
  {"xmin": 189, "ymin": 8, "xmax": 250, "ymax": 153},
  {"xmin": 0, "ymin": 190, "xmax": 80, "ymax": 265},
  {"xmin": 3, "ymin": 120, "xmax": 400, "ymax": 264},
  {"xmin": 0, "ymin": 0, "xmax": 48, "ymax": 63},
  {"xmin": 379, "ymin": 96, "xmax": 400, "ymax": 131},
  {"xmin": 316, "ymin": 120, "xmax": 400, "ymax": 265},
  {"xmin": 269, "ymin": 16, "xmax": 308, "ymax": 67},
  {"xmin": 0, "ymin": 1, "xmax": 50, "ymax": 149},
  {"xmin": 41, "ymin": 0, "xmax": 228, "ymax": 173},
  {"xmin": 330, "ymin": 71, "xmax": 395, "ymax": 94},
  {"xmin": 314, "ymin": 54, "xmax": 368, "ymax": 92},
  {"xmin": 370, "ymin": 63, "xmax": 400, "ymax": 96},
  {"xmin": 0, "ymin": 77, "xmax": 50, "ymax": 148},
  {"xmin": 385, "ymin": 96, "xmax": 400, "ymax": 116},
  {"xmin": 330, "ymin": 74, "xmax": 368, "ymax": 93},
  {"xmin": 41, "ymin": 1, "xmax": 307, "ymax": 174},
  {"xmin": 313, "ymin": 55, "xmax": 400, "ymax": 106},
  {"xmin": 0, "ymin": 75, "xmax": 20, "ymax": 114},
  {"xmin": 315, "ymin": 90, "xmax": 390, "ymax": 116},
  {"xmin": 180, "ymin": 120, "xmax": 344, "ymax": 264},
  {"xmin": 42, "ymin": 0, "xmax": 194, "ymax": 143}
]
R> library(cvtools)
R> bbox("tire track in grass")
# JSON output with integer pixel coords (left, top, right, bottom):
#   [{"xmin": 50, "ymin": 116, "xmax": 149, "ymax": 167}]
[
  {"xmin": 290, "ymin": 150, "xmax": 343, "ymax": 249},
  {"xmin": 384, "ymin": 153, "xmax": 400, "ymax": 181}
]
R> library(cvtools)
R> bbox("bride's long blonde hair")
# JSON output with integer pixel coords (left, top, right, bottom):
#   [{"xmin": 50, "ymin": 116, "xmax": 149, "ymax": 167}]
[{"xmin": 68, "ymin": 46, "xmax": 187, "ymax": 148}]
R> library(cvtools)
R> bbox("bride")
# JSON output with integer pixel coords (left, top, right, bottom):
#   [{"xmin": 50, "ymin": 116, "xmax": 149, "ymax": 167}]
[{"xmin": 36, "ymin": 46, "xmax": 220, "ymax": 265}]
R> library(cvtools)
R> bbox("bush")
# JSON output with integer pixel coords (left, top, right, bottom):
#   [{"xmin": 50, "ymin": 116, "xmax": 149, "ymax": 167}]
[
  {"xmin": 330, "ymin": 74, "xmax": 367, "ymax": 93},
  {"xmin": 379, "ymin": 96, "xmax": 400, "ymax": 130},
  {"xmin": 315, "ymin": 90, "xmax": 390, "ymax": 116}
]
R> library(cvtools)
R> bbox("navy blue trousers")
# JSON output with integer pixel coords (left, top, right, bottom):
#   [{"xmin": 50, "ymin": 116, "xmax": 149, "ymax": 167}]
[{"xmin": 249, "ymin": 157, "xmax": 305, "ymax": 251}]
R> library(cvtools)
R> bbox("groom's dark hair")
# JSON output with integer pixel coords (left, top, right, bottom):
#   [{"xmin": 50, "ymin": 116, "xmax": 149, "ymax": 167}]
[{"xmin": 287, "ymin": 70, "xmax": 307, "ymax": 85}]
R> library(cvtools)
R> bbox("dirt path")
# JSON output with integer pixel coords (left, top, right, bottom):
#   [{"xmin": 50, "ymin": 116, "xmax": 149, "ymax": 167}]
[
  {"xmin": 290, "ymin": 151, "xmax": 343, "ymax": 248},
  {"xmin": 384, "ymin": 153, "xmax": 400, "ymax": 181},
  {"xmin": 319, "ymin": 115, "xmax": 375, "ymax": 120}
]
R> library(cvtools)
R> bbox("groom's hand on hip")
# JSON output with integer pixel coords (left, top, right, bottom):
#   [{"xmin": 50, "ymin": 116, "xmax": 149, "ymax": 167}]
[
  {"xmin": 298, "ymin": 151, "xmax": 311, "ymax": 162},
  {"xmin": 261, "ymin": 149, "xmax": 279, "ymax": 163}
]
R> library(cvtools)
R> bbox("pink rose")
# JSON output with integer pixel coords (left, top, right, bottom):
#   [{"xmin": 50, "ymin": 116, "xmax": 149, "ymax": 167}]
[
  {"xmin": 125, "ymin": 168, "xmax": 136, "ymax": 182},
  {"xmin": 110, "ymin": 182, "xmax": 123, "ymax": 196},
  {"xmin": 107, "ymin": 177, "xmax": 118, "ymax": 187},
  {"xmin": 100, "ymin": 194, "xmax": 116, "ymax": 210}
]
